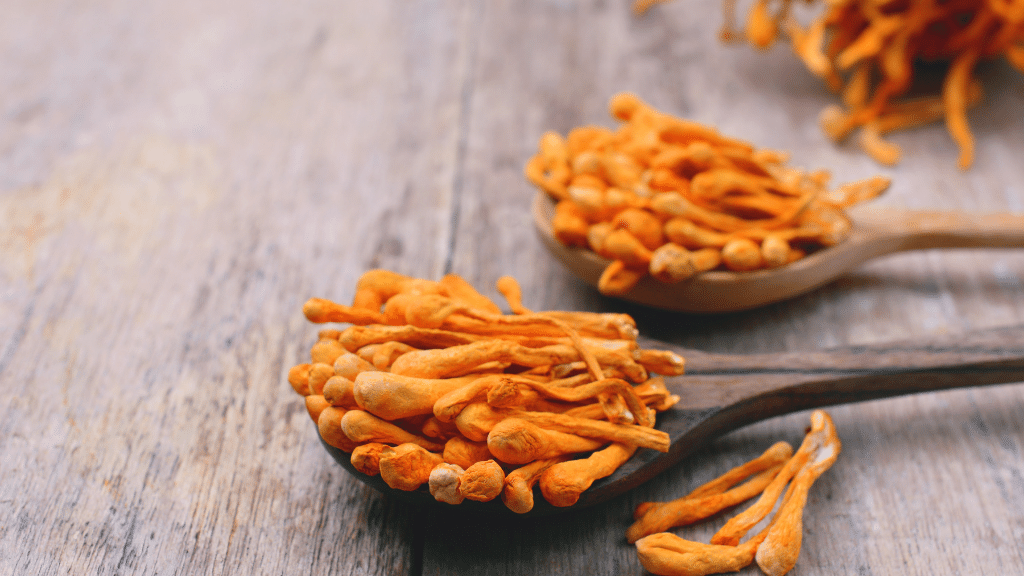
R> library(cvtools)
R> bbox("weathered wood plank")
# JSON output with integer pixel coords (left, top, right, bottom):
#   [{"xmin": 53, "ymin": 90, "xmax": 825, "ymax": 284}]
[
  {"xmin": 2, "ymin": 0, "xmax": 1023, "ymax": 574},
  {"xmin": 0, "ymin": 1, "xmax": 475, "ymax": 575}
]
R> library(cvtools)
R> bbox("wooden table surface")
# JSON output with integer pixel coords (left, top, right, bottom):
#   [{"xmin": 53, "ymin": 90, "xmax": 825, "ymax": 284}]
[{"xmin": 3, "ymin": 1, "xmax": 1024, "ymax": 574}]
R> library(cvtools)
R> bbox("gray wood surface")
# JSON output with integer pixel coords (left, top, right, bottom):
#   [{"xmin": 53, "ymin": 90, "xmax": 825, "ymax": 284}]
[{"xmin": 2, "ymin": 1, "xmax": 1023, "ymax": 574}]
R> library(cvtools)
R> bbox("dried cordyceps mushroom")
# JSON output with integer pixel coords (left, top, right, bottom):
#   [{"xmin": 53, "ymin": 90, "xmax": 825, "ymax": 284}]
[
  {"xmin": 459, "ymin": 459, "xmax": 506, "ymax": 502},
  {"xmin": 429, "ymin": 462, "xmax": 465, "ymax": 504},
  {"xmin": 351, "ymin": 443, "xmax": 389, "ymax": 476},
  {"xmin": 628, "ymin": 410, "xmax": 841, "ymax": 576},
  {"xmin": 755, "ymin": 411, "xmax": 841, "ymax": 576},
  {"xmin": 378, "ymin": 443, "xmax": 444, "ymax": 491},
  {"xmin": 638, "ymin": 0, "xmax": 1023, "ymax": 168},
  {"xmin": 501, "ymin": 456, "xmax": 569, "ymax": 514},
  {"xmin": 635, "ymin": 531, "xmax": 765, "ymax": 576},
  {"xmin": 288, "ymin": 269, "xmax": 684, "ymax": 512},
  {"xmin": 626, "ymin": 441, "xmax": 793, "ymax": 543},
  {"xmin": 526, "ymin": 93, "xmax": 889, "ymax": 296},
  {"xmin": 539, "ymin": 442, "xmax": 639, "ymax": 507}
]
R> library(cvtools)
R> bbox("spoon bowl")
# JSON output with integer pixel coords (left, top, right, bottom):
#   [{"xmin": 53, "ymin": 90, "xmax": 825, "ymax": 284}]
[
  {"xmin": 321, "ymin": 324, "xmax": 1024, "ymax": 516},
  {"xmin": 533, "ymin": 192, "xmax": 1024, "ymax": 312}
]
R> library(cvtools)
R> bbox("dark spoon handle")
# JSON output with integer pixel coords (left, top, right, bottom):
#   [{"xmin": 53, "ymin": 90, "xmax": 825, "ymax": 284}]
[
  {"xmin": 666, "ymin": 324, "xmax": 1024, "ymax": 416},
  {"xmin": 590, "ymin": 326, "xmax": 1024, "ymax": 507}
]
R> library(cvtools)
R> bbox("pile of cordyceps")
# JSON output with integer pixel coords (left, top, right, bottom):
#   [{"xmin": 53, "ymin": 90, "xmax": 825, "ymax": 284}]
[
  {"xmin": 641, "ymin": 0, "xmax": 1024, "ymax": 168},
  {"xmin": 526, "ymin": 92, "xmax": 889, "ymax": 296},
  {"xmin": 628, "ymin": 410, "xmax": 842, "ymax": 576},
  {"xmin": 289, "ymin": 269, "xmax": 684, "ymax": 513}
]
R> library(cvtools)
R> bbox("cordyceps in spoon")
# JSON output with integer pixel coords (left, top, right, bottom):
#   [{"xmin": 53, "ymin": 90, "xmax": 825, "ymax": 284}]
[
  {"xmin": 290, "ymin": 269, "xmax": 685, "ymax": 513},
  {"xmin": 527, "ymin": 93, "xmax": 1024, "ymax": 312},
  {"xmin": 524, "ymin": 92, "xmax": 892, "ymax": 300}
]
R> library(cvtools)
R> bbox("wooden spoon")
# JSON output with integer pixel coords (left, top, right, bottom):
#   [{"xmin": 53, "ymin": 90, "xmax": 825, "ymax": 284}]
[
  {"xmin": 533, "ymin": 192, "xmax": 1024, "ymax": 312},
  {"xmin": 319, "ymin": 324, "xmax": 1024, "ymax": 515}
]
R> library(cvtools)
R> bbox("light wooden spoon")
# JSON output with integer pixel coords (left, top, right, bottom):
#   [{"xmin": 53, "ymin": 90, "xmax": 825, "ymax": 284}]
[
  {"xmin": 533, "ymin": 192, "xmax": 1024, "ymax": 313},
  {"xmin": 319, "ymin": 325, "xmax": 1024, "ymax": 516}
]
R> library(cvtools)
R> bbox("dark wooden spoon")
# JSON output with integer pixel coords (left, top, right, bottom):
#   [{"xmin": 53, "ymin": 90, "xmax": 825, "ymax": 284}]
[{"xmin": 318, "ymin": 324, "xmax": 1024, "ymax": 516}]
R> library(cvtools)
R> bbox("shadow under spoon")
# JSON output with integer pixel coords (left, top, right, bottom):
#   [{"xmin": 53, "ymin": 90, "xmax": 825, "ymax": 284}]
[{"xmin": 320, "ymin": 324, "xmax": 1024, "ymax": 516}]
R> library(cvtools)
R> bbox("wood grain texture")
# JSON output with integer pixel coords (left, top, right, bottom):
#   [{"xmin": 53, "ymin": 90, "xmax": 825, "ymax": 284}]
[{"xmin": 2, "ymin": 0, "xmax": 1023, "ymax": 575}]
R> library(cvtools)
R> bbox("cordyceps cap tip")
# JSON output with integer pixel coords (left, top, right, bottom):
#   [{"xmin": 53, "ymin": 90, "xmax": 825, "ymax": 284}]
[
  {"xmin": 609, "ymin": 92, "xmax": 643, "ymax": 121},
  {"xmin": 303, "ymin": 298, "xmax": 326, "ymax": 322}
]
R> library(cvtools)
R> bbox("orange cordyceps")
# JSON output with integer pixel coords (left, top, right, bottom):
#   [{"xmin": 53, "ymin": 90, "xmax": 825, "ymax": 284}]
[{"xmin": 290, "ymin": 270, "xmax": 683, "ymax": 512}]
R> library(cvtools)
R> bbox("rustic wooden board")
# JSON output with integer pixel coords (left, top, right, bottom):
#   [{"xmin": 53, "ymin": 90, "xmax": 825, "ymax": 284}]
[{"xmin": 2, "ymin": 0, "xmax": 1023, "ymax": 575}]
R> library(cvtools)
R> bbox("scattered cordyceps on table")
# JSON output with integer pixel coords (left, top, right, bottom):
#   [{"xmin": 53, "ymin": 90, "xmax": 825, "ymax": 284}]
[
  {"xmin": 289, "ymin": 269, "xmax": 684, "ymax": 512},
  {"xmin": 526, "ymin": 92, "xmax": 889, "ymax": 296},
  {"xmin": 638, "ymin": 0, "xmax": 1024, "ymax": 168},
  {"xmin": 629, "ymin": 410, "xmax": 841, "ymax": 576}
]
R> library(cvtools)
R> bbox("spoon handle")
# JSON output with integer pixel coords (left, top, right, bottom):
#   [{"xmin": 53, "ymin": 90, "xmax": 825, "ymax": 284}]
[
  {"xmin": 851, "ymin": 206, "xmax": 1024, "ymax": 251},
  {"xmin": 664, "ymin": 324, "xmax": 1024, "ymax": 421}
]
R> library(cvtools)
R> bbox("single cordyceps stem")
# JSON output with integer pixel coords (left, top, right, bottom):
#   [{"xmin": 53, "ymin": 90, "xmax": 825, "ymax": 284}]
[
  {"xmin": 333, "ymin": 351, "xmax": 377, "ymax": 381},
  {"xmin": 632, "ymin": 349, "xmax": 686, "ymax": 377},
  {"xmin": 442, "ymin": 436, "xmax": 494, "ymax": 469},
  {"xmin": 340, "ymin": 410, "xmax": 443, "ymax": 452},
  {"xmin": 761, "ymin": 234, "xmax": 792, "ymax": 268},
  {"xmin": 459, "ymin": 460, "xmax": 505, "ymax": 502},
  {"xmin": 323, "ymin": 376, "xmax": 358, "ymax": 409},
  {"xmin": 513, "ymin": 377, "xmax": 653, "ymax": 428},
  {"xmin": 288, "ymin": 364, "xmax": 312, "ymax": 396},
  {"xmin": 648, "ymin": 243, "xmax": 699, "ymax": 283},
  {"xmin": 438, "ymin": 274, "xmax": 503, "ymax": 315},
  {"xmin": 339, "ymin": 324, "xmax": 482, "ymax": 352},
  {"xmin": 721, "ymin": 238, "xmax": 764, "ymax": 271},
  {"xmin": 432, "ymin": 310, "xmax": 638, "ymax": 342},
  {"xmin": 603, "ymin": 229, "xmax": 654, "ymax": 267},
  {"xmin": 625, "ymin": 463, "xmax": 784, "ymax": 543},
  {"xmin": 311, "ymin": 335, "xmax": 345, "ymax": 365},
  {"xmin": 305, "ymin": 395, "xmax": 330, "ymax": 424},
  {"xmin": 598, "ymin": 260, "xmax": 646, "ymax": 296},
  {"xmin": 351, "ymin": 269, "xmax": 445, "ymax": 311},
  {"xmin": 502, "ymin": 456, "xmax": 569, "ymax": 514},
  {"xmin": 513, "ymin": 410, "xmax": 670, "ymax": 452},
  {"xmin": 496, "ymin": 275, "xmax": 532, "ymax": 315},
  {"xmin": 756, "ymin": 410, "xmax": 841, "ymax": 576},
  {"xmin": 351, "ymin": 443, "xmax": 389, "ymax": 476},
  {"xmin": 487, "ymin": 418, "xmax": 606, "ymax": 465},
  {"xmin": 378, "ymin": 443, "xmax": 444, "ymax": 491},
  {"xmin": 401, "ymin": 294, "xmax": 474, "ymax": 329},
  {"xmin": 318, "ymin": 407, "xmax": 357, "ymax": 452},
  {"xmin": 307, "ymin": 363, "xmax": 335, "ymax": 396},
  {"xmin": 434, "ymin": 373, "xmax": 585, "ymax": 423},
  {"xmin": 524, "ymin": 131, "xmax": 572, "ymax": 200},
  {"xmin": 429, "ymin": 463, "xmax": 465, "ymax": 504},
  {"xmin": 454, "ymin": 403, "xmax": 508, "ymax": 442},
  {"xmin": 432, "ymin": 375, "xmax": 505, "ymax": 422},
  {"xmin": 370, "ymin": 341, "xmax": 418, "ymax": 370},
  {"xmin": 390, "ymin": 339, "xmax": 646, "ymax": 382},
  {"xmin": 352, "ymin": 371, "xmax": 478, "ymax": 420},
  {"xmin": 663, "ymin": 218, "xmax": 730, "ymax": 249},
  {"xmin": 540, "ymin": 442, "xmax": 637, "ymax": 507},
  {"xmin": 381, "ymin": 292, "xmax": 420, "ymax": 326},
  {"xmin": 303, "ymin": 297, "xmax": 384, "ymax": 325},
  {"xmin": 421, "ymin": 416, "xmax": 460, "ymax": 440},
  {"xmin": 635, "ymin": 531, "xmax": 765, "ymax": 576},
  {"xmin": 552, "ymin": 199, "xmax": 591, "ymax": 247}
]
